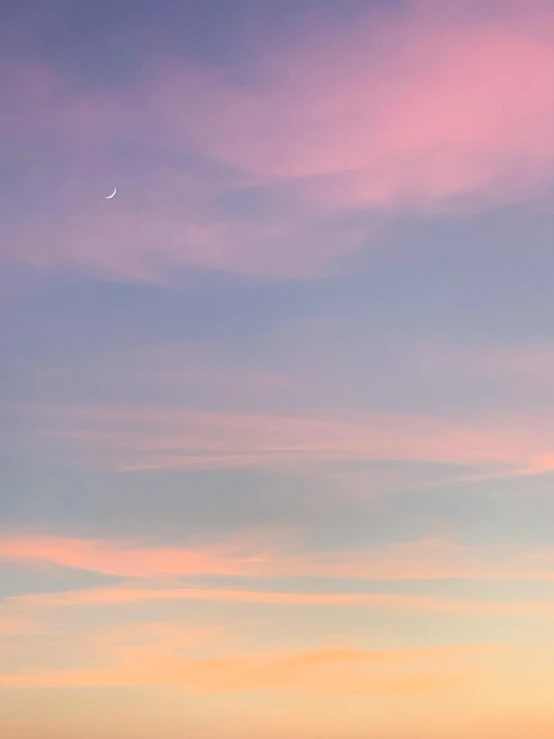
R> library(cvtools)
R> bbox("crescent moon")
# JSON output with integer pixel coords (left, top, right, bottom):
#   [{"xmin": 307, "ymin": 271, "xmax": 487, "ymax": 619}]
[{"xmin": 105, "ymin": 187, "xmax": 117, "ymax": 199}]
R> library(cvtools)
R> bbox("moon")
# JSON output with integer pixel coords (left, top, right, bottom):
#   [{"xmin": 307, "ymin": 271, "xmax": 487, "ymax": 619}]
[{"xmin": 105, "ymin": 187, "xmax": 117, "ymax": 199}]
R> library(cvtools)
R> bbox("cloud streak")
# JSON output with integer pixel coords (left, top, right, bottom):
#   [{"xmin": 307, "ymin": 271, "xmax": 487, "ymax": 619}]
[
  {"xmin": 0, "ymin": 643, "xmax": 484, "ymax": 694},
  {"xmin": 8, "ymin": 582, "xmax": 554, "ymax": 616},
  {"xmin": 3, "ymin": 534, "xmax": 554, "ymax": 582},
  {"xmin": 26, "ymin": 402, "xmax": 554, "ymax": 476}
]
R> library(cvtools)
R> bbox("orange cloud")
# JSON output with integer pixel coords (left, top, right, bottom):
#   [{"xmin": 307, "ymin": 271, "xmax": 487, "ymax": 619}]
[{"xmin": 0, "ymin": 643, "xmax": 488, "ymax": 694}]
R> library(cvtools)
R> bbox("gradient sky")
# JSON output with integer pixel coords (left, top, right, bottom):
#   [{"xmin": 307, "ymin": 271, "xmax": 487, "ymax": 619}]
[{"xmin": 2, "ymin": 1, "xmax": 554, "ymax": 737}]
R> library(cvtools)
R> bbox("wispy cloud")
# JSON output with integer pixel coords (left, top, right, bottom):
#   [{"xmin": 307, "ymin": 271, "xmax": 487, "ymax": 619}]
[
  {"xmin": 3, "ymin": 1, "xmax": 554, "ymax": 282},
  {"xmin": 0, "ymin": 642, "xmax": 492, "ymax": 694},
  {"xmin": 25, "ymin": 402, "xmax": 554, "ymax": 476},
  {"xmin": 158, "ymin": 2, "xmax": 554, "ymax": 210},
  {"xmin": 9, "ymin": 582, "xmax": 554, "ymax": 615},
  {"xmin": 3, "ymin": 534, "xmax": 554, "ymax": 582}
]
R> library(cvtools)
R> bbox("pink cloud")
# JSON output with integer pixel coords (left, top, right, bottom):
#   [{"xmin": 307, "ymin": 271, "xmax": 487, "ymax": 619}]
[
  {"xmin": 3, "ymin": 534, "xmax": 554, "ymax": 582},
  {"xmin": 152, "ymin": 2, "xmax": 554, "ymax": 210},
  {"xmin": 3, "ymin": 2, "xmax": 554, "ymax": 281},
  {"xmin": 26, "ymin": 402, "xmax": 554, "ymax": 475},
  {"xmin": 0, "ymin": 535, "xmax": 260, "ymax": 578}
]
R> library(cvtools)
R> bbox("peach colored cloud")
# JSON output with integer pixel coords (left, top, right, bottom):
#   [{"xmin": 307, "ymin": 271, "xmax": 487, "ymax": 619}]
[
  {"xmin": 0, "ymin": 535, "xmax": 261, "ymax": 578},
  {"xmin": 0, "ymin": 643, "xmax": 490, "ymax": 694},
  {"xmin": 9, "ymin": 582, "xmax": 554, "ymax": 616},
  {"xmin": 3, "ymin": 534, "xmax": 554, "ymax": 582},
  {"xmin": 27, "ymin": 402, "xmax": 554, "ymax": 476}
]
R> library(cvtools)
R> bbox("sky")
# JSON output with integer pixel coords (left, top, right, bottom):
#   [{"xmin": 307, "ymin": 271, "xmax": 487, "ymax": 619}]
[{"xmin": 2, "ymin": 0, "xmax": 554, "ymax": 736}]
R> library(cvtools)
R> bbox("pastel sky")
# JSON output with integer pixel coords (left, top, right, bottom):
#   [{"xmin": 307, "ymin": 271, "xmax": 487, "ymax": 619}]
[{"xmin": 2, "ymin": 0, "xmax": 554, "ymax": 736}]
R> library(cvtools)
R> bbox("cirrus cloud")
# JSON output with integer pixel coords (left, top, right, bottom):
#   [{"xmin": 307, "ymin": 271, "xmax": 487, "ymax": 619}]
[{"xmin": 3, "ymin": 534, "xmax": 554, "ymax": 582}]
